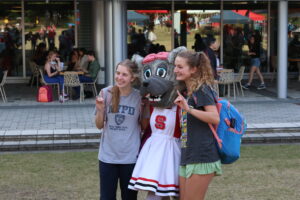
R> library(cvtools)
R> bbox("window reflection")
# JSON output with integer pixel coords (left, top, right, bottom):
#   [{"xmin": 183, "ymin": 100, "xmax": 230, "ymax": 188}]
[
  {"xmin": 0, "ymin": 1, "xmax": 23, "ymax": 77},
  {"xmin": 25, "ymin": 0, "xmax": 75, "ymax": 71},
  {"xmin": 127, "ymin": 10, "xmax": 171, "ymax": 58}
]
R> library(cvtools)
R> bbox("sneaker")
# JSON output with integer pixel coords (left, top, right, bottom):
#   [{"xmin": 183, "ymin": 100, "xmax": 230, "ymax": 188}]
[
  {"xmin": 257, "ymin": 83, "xmax": 266, "ymax": 90},
  {"xmin": 242, "ymin": 84, "xmax": 250, "ymax": 90}
]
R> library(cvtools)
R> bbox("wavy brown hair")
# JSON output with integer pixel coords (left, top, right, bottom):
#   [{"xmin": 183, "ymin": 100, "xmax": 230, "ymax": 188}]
[
  {"xmin": 177, "ymin": 50, "xmax": 215, "ymax": 96},
  {"xmin": 111, "ymin": 59, "xmax": 140, "ymax": 113}
]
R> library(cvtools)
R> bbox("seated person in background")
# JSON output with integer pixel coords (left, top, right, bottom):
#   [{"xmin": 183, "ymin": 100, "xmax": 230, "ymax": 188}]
[
  {"xmin": 73, "ymin": 50, "xmax": 100, "ymax": 99},
  {"xmin": 78, "ymin": 48, "xmax": 89, "ymax": 70},
  {"xmin": 79, "ymin": 50, "xmax": 100, "ymax": 82},
  {"xmin": 44, "ymin": 51, "xmax": 67, "ymax": 99},
  {"xmin": 66, "ymin": 49, "xmax": 81, "ymax": 71}
]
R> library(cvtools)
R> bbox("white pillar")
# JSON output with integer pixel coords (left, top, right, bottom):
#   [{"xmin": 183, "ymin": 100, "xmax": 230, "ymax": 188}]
[
  {"xmin": 277, "ymin": 0, "xmax": 288, "ymax": 99},
  {"xmin": 74, "ymin": 0, "xmax": 78, "ymax": 48},
  {"xmin": 104, "ymin": 1, "xmax": 114, "ymax": 86},
  {"xmin": 21, "ymin": 0, "xmax": 26, "ymax": 78},
  {"xmin": 112, "ymin": 0, "xmax": 126, "ymax": 66},
  {"xmin": 92, "ymin": 0, "xmax": 105, "ymax": 85},
  {"xmin": 220, "ymin": 0, "xmax": 224, "ymax": 64}
]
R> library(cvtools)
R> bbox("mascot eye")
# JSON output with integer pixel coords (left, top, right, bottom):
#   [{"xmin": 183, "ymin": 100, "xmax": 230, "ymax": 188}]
[
  {"xmin": 156, "ymin": 68, "xmax": 167, "ymax": 78},
  {"xmin": 144, "ymin": 69, "xmax": 152, "ymax": 79}
]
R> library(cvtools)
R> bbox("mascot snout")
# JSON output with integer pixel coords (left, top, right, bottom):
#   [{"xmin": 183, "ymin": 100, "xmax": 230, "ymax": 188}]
[{"xmin": 141, "ymin": 76, "xmax": 173, "ymax": 96}]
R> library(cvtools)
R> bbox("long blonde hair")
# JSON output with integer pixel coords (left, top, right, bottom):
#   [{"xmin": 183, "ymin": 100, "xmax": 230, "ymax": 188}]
[
  {"xmin": 111, "ymin": 59, "xmax": 140, "ymax": 113},
  {"xmin": 177, "ymin": 50, "xmax": 215, "ymax": 96},
  {"xmin": 46, "ymin": 51, "xmax": 57, "ymax": 62}
]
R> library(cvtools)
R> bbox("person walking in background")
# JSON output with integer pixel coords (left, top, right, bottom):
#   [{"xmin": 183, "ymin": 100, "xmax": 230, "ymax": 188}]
[
  {"xmin": 204, "ymin": 37, "xmax": 219, "ymax": 79},
  {"xmin": 242, "ymin": 35, "xmax": 266, "ymax": 90},
  {"xmin": 95, "ymin": 59, "xmax": 148, "ymax": 200},
  {"xmin": 192, "ymin": 33, "xmax": 206, "ymax": 52},
  {"xmin": 174, "ymin": 50, "xmax": 222, "ymax": 200}
]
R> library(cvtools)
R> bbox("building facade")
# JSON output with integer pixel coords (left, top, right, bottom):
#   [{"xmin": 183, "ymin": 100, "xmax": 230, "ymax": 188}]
[{"xmin": 0, "ymin": 0, "xmax": 299, "ymax": 98}]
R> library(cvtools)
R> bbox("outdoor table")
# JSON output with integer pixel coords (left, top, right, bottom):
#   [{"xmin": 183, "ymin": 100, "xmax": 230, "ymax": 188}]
[{"xmin": 59, "ymin": 71, "xmax": 85, "ymax": 75}]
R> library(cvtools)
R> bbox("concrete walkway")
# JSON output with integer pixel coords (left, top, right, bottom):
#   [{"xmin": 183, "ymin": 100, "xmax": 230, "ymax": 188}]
[{"xmin": 0, "ymin": 81, "xmax": 300, "ymax": 150}]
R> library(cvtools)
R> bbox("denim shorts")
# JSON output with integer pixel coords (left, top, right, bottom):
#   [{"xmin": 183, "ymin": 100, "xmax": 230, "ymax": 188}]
[{"xmin": 251, "ymin": 58, "xmax": 261, "ymax": 67}]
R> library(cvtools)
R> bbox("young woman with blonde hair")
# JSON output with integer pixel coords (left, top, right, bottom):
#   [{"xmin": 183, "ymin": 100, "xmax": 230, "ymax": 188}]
[
  {"xmin": 44, "ymin": 51, "xmax": 66, "ymax": 99},
  {"xmin": 95, "ymin": 59, "xmax": 147, "ymax": 200},
  {"xmin": 174, "ymin": 50, "xmax": 222, "ymax": 200}
]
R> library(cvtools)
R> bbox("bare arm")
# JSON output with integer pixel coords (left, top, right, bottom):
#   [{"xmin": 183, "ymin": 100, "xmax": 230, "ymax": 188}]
[
  {"xmin": 45, "ymin": 63, "xmax": 58, "ymax": 77},
  {"xmin": 95, "ymin": 109, "xmax": 105, "ymax": 129},
  {"xmin": 95, "ymin": 91, "xmax": 105, "ymax": 129},
  {"xmin": 174, "ymin": 90, "xmax": 219, "ymax": 125},
  {"xmin": 140, "ymin": 101, "xmax": 150, "ymax": 131},
  {"xmin": 188, "ymin": 105, "xmax": 219, "ymax": 125}
]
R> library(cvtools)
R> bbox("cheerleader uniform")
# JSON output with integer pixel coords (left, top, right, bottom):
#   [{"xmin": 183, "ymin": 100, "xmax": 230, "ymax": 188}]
[{"xmin": 128, "ymin": 105, "xmax": 181, "ymax": 196}]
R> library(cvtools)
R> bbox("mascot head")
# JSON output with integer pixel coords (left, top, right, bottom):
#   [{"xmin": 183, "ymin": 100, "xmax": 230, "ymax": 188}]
[{"xmin": 132, "ymin": 46, "xmax": 187, "ymax": 108}]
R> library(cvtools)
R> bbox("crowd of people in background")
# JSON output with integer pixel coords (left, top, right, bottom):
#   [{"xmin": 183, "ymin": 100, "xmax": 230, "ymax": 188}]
[
  {"xmin": 127, "ymin": 25, "xmax": 166, "ymax": 58},
  {"xmin": 0, "ymin": 23, "xmax": 75, "ymax": 77},
  {"xmin": 31, "ymin": 44, "xmax": 100, "ymax": 100},
  {"xmin": 0, "ymin": 23, "xmax": 22, "ymax": 76}
]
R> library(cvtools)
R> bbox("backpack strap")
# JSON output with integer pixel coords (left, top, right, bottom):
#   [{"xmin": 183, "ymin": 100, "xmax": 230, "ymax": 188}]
[{"xmin": 191, "ymin": 90, "xmax": 223, "ymax": 149}]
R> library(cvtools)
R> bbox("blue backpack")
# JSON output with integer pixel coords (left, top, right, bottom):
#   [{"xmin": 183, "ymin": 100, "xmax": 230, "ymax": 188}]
[{"xmin": 192, "ymin": 95, "xmax": 247, "ymax": 164}]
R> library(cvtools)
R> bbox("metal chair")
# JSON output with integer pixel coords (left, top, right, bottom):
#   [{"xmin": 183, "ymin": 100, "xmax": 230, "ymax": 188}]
[
  {"xmin": 82, "ymin": 72, "xmax": 99, "ymax": 97},
  {"xmin": 63, "ymin": 72, "xmax": 84, "ymax": 103},
  {"xmin": 38, "ymin": 68, "xmax": 60, "ymax": 99},
  {"xmin": 233, "ymin": 66, "xmax": 245, "ymax": 97},
  {"xmin": 28, "ymin": 61, "xmax": 40, "ymax": 88},
  {"xmin": 0, "ymin": 70, "xmax": 8, "ymax": 103},
  {"xmin": 217, "ymin": 70, "xmax": 236, "ymax": 99}
]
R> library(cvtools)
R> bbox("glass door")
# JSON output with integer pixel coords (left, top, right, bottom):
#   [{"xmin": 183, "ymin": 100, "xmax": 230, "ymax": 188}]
[{"xmin": 0, "ymin": 0, "xmax": 23, "ymax": 77}]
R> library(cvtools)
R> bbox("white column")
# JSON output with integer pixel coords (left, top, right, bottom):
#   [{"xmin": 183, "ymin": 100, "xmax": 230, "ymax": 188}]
[
  {"xmin": 220, "ymin": 0, "xmax": 224, "ymax": 64},
  {"xmin": 104, "ymin": 1, "xmax": 114, "ymax": 86},
  {"xmin": 277, "ymin": 0, "xmax": 288, "ymax": 99},
  {"xmin": 92, "ymin": 0, "xmax": 105, "ymax": 85},
  {"xmin": 112, "ymin": 0, "xmax": 126, "ymax": 66},
  {"xmin": 21, "ymin": 0, "xmax": 26, "ymax": 78},
  {"xmin": 74, "ymin": 0, "xmax": 78, "ymax": 48}
]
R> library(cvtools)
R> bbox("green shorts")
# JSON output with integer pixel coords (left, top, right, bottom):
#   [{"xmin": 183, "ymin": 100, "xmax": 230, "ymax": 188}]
[{"xmin": 179, "ymin": 160, "xmax": 222, "ymax": 178}]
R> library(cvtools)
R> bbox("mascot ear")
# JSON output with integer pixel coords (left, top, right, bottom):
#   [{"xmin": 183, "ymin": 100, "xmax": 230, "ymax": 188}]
[
  {"xmin": 131, "ymin": 54, "xmax": 144, "ymax": 69},
  {"xmin": 168, "ymin": 46, "xmax": 187, "ymax": 64}
]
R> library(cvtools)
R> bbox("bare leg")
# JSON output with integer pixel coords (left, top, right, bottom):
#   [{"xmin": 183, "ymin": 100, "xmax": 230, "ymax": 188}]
[
  {"xmin": 179, "ymin": 176, "xmax": 186, "ymax": 200},
  {"xmin": 184, "ymin": 173, "xmax": 215, "ymax": 200},
  {"xmin": 247, "ymin": 66, "xmax": 256, "ymax": 85},
  {"xmin": 146, "ymin": 192, "xmax": 163, "ymax": 200},
  {"xmin": 255, "ymin": 67, "xmax": 265, "ymax": 84}
]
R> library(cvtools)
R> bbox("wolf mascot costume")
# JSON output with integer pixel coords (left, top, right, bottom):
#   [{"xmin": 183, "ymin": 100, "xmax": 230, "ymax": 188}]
[{"xmin": 128, "ymin": 47, "xmax": 187, "ymax": 199}]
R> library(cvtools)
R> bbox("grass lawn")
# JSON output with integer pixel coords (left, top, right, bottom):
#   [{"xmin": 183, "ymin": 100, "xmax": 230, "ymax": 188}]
[{"xmin": 0, "ymin": 145, "xmax": 299, "ymax": 200}]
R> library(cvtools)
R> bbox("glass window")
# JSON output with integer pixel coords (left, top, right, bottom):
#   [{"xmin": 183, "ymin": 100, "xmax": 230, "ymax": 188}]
[
  {"xmin": 127, "ymin": 9, "xmax": 171, "ymax": 58},
  {"xmin": 24, "ymin": 1, "xmax": 75, "ymax": 74},
  {"xmin": 288, "ymin": 1, "xmax": 300, "ymax": 73},
  {"xmin": 0, "ymin": 1, "xmax": 23, "ymax": 77},
  {"xmin": 223, "ymin": 1, "xmax": 268, "ymax": 73}
]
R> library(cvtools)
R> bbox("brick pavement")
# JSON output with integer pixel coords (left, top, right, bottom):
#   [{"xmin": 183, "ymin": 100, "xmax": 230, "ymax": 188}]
[
  {"xmin": 0, "ymin": 82, "xmax": 300, "ymax": 150},
  {"xmin": 1, "ymin": 99, "xmax": 300, "ymax": 131}
]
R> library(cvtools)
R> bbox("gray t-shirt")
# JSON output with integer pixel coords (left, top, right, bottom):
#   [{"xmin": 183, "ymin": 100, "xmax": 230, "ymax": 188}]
[
  {"xmin": 180, "ymin": 85, "xmax": 220, "ymax": 165},
  {"xmin": 96, "ymin": 87, "xmax": 141, "ymax": 164}
]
